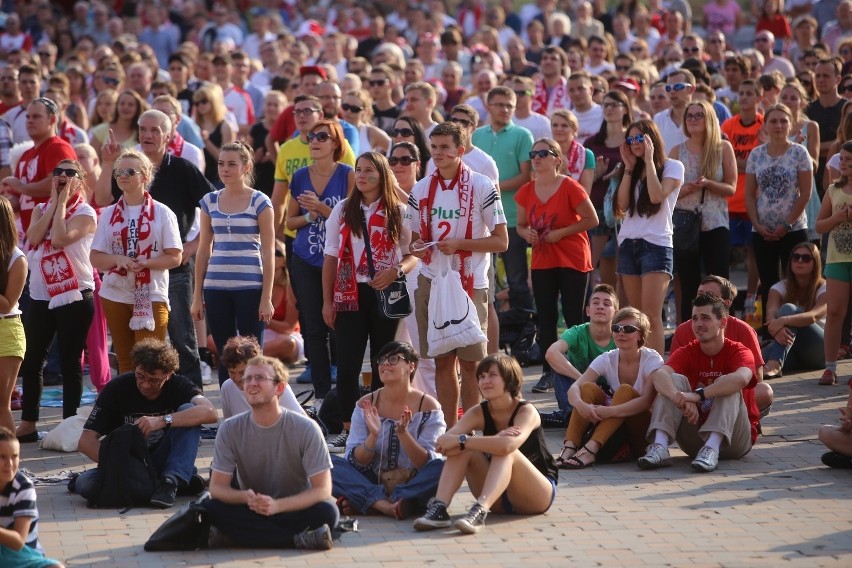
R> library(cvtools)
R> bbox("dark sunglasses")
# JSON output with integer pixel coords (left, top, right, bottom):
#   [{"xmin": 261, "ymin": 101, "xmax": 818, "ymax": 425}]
[
  {"xmin": 392, "ymin": 128, "xmax": 415, "ymax": 137},
  {"xmin": 113, "ymin": 168, "xmax": 141, "ymax": 178},
  {"xmin": 625, "ymin": 134, "xmax": 645, "ymax": 144},
  {"xmin": 791, "ymin": 253, "xmax": 814, "ymax": 262},
  {"xmin": 53, "ymin": 167, "xmax": 80, "ymax": 177},
  {"xmin": 529, "ymin": 149, "xmax": 557, "ymax": 159},
  {"xmin": 683, "ymin": 47, "xmax": 701, "ymax": 53},
  {"xmin": 612, "ymin": 324, "xmax": 640, "ymax": 334},
  {"xmin": 450, "ymin": 117, "xmax": 472, "ymax": 127},
  {"xmin": 307, "ymin": 131, "xmax": 331, "ymax": 142},
  {"xmin": 341, "ymin": 103, "xmax": 364, "ymax": 113},
  {"xmin": 513, "ymin": 89, "xmax": 531, "ymax": 97},
  {"xmin": 388, "ymin": 156, "xmax": 417, "ymax": 166},
  {"xmin": 103, "ymin": 77, "xmax": 120, "ymax": 86},
  {"xmin": 665, "ymin": 83, "xmax": 692, "ymax": 92},
  {"xmin": 840, "ymin": 85, "xmax": 852, "ymax": 94},
  {"xmin": 368, "ymin": 79, "xmax": 387, "ymax": 87}
]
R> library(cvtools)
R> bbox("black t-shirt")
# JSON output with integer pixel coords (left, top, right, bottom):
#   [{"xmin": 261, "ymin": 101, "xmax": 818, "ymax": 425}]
[
  {"xmin": 250, "ymin": 122, "xmax": 274, "ymax": 197},
  {"xmin": 805, "ymin": 98, "xmax": 846, "ymax": 143},
  {"xmin": 84, "ymin": 372, "xmax": 202, "ymax": 447},
  {"xmin": 373, "ymin": 104, "xmax": 401, "ymax": 136}
]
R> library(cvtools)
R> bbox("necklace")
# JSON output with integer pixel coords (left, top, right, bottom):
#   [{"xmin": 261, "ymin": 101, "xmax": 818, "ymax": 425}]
[{"xmin": 311, "ymin": 163, "xmax": 337, "ymax": 177}]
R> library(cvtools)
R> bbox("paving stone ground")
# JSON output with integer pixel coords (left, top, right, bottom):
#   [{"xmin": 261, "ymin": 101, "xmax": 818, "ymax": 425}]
[{"xmin": 19, "ymin": 362, "xmax": 852, "ymax": 567}]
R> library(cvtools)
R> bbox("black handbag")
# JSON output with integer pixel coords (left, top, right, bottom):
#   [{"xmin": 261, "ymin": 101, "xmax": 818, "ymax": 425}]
[
  {"xmin": 144, "ymin": 495, "xmax": 211, "ymax": 551},
  {"xmin": 672, "ymin": 188, "xmax": 705, "ymax": 255},
  {"xmin": 361, "ymin": 212, "xmax": 412, "ymax": 319}
]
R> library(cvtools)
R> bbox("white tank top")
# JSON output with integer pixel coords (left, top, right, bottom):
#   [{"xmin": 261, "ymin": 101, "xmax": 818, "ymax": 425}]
[{"xmin": 2, "ymin": 247, "xmax": 24, "ymax": 316}]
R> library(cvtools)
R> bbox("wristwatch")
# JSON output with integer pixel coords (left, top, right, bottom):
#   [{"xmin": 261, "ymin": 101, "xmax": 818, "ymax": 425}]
[
  {"xmin": 458, "ymin": 434, "xmax": 468, "ymax": 450},
  {"xmin": 163, "ymin": 414, "xmax": 173, "ymax": 428},
  {"xmin": 784, "ymin": 221, "xmax": 794, "ymax": 232},
  {"xmin": 694, "ymin": 388, "xmax": 706, "ymax": 402},
  {"xmin": 396, "ymin": 265, "xmax": 405, "ymax": 279}
]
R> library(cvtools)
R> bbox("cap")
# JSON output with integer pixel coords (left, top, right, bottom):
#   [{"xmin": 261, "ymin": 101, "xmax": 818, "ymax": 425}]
[
  {"xmin": 299, "ymin": 65, "xmax": 328, "ymax": 80},
  {"xmin": 614, "ymin": 78, "xmax": 639, "ymax": 91}
]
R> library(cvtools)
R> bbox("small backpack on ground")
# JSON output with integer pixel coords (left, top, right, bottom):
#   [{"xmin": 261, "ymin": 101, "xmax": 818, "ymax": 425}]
[
  {"xmin": 81, "ymin": 423, "xmax": 158, "ymax": 509},
  {"xmin": 498, "ymin": 308, "xmax": 542, "ymax": 367}
]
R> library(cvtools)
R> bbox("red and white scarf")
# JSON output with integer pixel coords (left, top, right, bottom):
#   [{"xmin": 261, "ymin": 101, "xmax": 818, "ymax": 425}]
[
  {"xmin": 419, "ymin": 163, "xmax": 475, "ymax": 297},
  {"xmin": 532, "ymin": 77, "xmax": 569, "ymax": 116},
  {"xmin": 564, "ymin": 139, "xmax": 586, "ymax": 180},
  {"xmin": 36, "ymin": 191, "xmax": 85, "ymax": 309},
  {"xmin": 167, "ymin": 131, "xmax": 186, "ymax": 157},
  {"xmin": 104, "ymin": 192, "xmax": 157, "ymax": 331},
  {"xmin": 333, "ymin": 200, "xmax": 395, "ymax": 311}
]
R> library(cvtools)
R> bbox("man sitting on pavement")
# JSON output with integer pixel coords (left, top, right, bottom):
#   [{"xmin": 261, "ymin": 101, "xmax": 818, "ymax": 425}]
[
  {"xmin": 638, "ymin": 293, "xmax": 760, "ymax": 473},
  {"xmin": 202, "ymin": 355, "xmax": 338, "ymax": 550},
  {"xmin": 72, "ymin": 339, "xmax": 217, "ymax": 508}
]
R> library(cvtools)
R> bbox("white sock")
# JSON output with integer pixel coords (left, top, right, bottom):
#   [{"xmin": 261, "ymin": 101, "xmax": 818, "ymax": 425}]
[
  {"xmin": 705, "ymin": 432, "xmax": 723, "ymax": 452},
  {"xmin": 653, "ymin": 431, "xmax": 670, "ymax": 446}
]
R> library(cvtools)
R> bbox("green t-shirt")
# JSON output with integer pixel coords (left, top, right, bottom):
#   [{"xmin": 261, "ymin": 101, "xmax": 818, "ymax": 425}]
[
  {"xmin": 558, "ymin": 323, "xmax": 616, "ymax": 373},
  {"xmin": 471, "ymin": 122, "xmax": 534, "ymax": 228}
]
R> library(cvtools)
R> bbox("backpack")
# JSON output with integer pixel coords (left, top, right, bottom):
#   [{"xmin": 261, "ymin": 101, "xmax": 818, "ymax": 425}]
[
  {"xmin": 498, "ymin": 308, "xmax": 542, "ymax": 367},
  {"xmin": 82, "ymin": 423, "xmax": 159, "ymax": 509}
]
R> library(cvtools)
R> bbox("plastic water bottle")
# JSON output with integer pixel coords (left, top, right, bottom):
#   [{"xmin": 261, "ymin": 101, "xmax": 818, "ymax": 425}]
[
  {"xmin": 664, "ymin": 291, "xmax": 676, "ymax": 329},
  {"xmin": 752, "ymin": 297, "xmax": 763, "ymax": 329}
]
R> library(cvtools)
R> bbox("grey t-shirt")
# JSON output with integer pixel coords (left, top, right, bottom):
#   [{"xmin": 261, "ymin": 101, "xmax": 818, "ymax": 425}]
[{"xmin": 212, "ymin": 410, "xmax": 332, "ymax": 498}]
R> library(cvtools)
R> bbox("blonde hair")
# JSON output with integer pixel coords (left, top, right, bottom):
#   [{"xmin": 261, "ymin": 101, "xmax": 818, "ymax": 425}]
[
  {"xmin": 193, "ymin": 83, "xmax": 228, "ymax": 125},
  {"xmin": 683, "ymin": 100, "xmax": 723, "ymax": 182},
  {"xmin": 115, "ymin": 148, "xmax": 154, "ymax": 187},
  {"xmin": 613, "ymin": 307, "xmax": 651, "ymax": 347}
]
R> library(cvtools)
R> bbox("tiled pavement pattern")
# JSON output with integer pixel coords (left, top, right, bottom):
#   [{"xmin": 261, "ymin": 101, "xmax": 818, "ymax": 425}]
[{"xmin": 20, "ymin": 363, "xmax": 852, "ymax": 567}]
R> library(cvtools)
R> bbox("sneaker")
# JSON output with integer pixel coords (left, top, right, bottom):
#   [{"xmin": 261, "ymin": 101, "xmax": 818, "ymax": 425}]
[
  {"xmin": 413, "ymin": 498, "xmax": 451, "ymax": 531},
  {"xmin": 293, "ymin": 523, "xmax": 333, "ymax": 550},
  {"xmin": 691, "ymin": 445, "xmax": 719, "ymax": 473},
  {"xmin": 150, "ymin": 476, "xmax": 178, "ymax": 509},
  {"xmin": 637, "ymin": 443, "xmax": 672, "ymax": 470},
  {"xmin": 454, "ymin": 503, "xmax": 488, "ymax": 535},
  {"xmin": 539, "ymin": 410, "xmax": 568, "ymax": 429},
  {"xmin": 296, "ymin": 364, "xmax": 312, "ymax": 384},
  {"xmin": 327, "ymin": 429, "xmax": 348, "ymax": 453},
  {"xmin": 200, "ymin": 362, "xmax": 213, "ymax": 385},
  {"xmin": 531, "ymin": 372, "xmax": 553, "ymax": 393},
  {"xmin": 819, "ymin": 369, "xmax": 838, "ymax": 385},
  {"xmin": 178, "ymin": 473, "xmax": 206, "ymax": 496}
]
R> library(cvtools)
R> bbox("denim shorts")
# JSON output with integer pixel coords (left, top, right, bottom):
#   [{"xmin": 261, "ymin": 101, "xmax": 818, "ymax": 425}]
[
  {"xmin": 501, "ymin": 477, "xmax": 557, "ymax": 514},
  {"xmin": 729, "ymin": 215, "xmax": 753, "ymax": 247},
  {"xmin": 617, "ymin": 238, "xmax": 673, "ymax": 277},
  {"xmin": 588, "ymin": 208, "xmax": 612, "ymax": 237}
]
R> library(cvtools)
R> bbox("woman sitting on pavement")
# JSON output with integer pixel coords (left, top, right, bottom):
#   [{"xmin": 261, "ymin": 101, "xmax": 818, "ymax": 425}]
[
  {"xmin": 413, "ymin": 353, "xmax": 557, "ymax": 535},
  {"xmin": 331, "ymin": 341, "xmax": 445, "ymax": 520},
  {"xmin": 556, "ymin": 307, "xmax": 662, "ymax": 468},
  {"xmin": 762, "ymin": 243, "xmax": 826, "ymax": 378}
]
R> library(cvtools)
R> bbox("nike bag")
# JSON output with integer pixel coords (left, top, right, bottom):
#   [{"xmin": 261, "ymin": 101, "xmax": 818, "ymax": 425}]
[{"xmin": 426, "ymin": 254, "xmax": 487, "ymax": 357}]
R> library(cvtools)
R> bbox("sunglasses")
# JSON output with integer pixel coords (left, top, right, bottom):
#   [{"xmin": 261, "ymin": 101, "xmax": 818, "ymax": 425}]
[
  {"xmin": 194, "ymin": 99, "xmax": 209, "ymax": 105},
  {"xmin": 513, "ymin": 90, "xmax": 531, "ymax": 97},
  {"xmin": 685, "ymin": 112, "xmax": 706, "ymax": 121},
  {"xmin": 450, "ymin": 117, "xmax": 472, "ymax": 127},
  {"xmin": 611, "ymin": 324, "xmax": 640, "ymax": 334},
  {"xmin": 683, "ymin": 46, "xmax": 701, "ymax": 53},
  {"xmin": 341, "ymin": 103, "xmax": 364, "ymax": 113},
  {"xmin": 307, "ymin": 131, "xmax": 331, "ymax": 142},
  {"xmin": 53, "ymin": 167, "xmax": 80, "ymax": 178},
  {"xmin": 368, "ymin": 79, "xmax": 388, "ymax": 86},
  {"xmin": 103, "ymin": 77, "xmax": 120, "ymax": 86},
  {"xmin": 113, "ymin": 168, "xmax": 141, "ymax": 178},
  {"xmin": 388, "ymin": 156, "xmax": 417, "ymax": 166},
  {"xmin": 377, "ymin": 354, "xmax": 407, "ymax": 366},
  {"xmin": 294, "ymin": 107, "xmax": 321, "ymax": 116},
  {"xmin": 392, "ymin": 128, "xmax": 415, "ymax": 137},
  {"xmin": 840, "ymin": 85, "xmax": 852, "ymax": 93},
  {"xmin": 665, "ymin": 83, "xmax": 692, "ymax": 92},
  {"xmin": 625, "ymin": 134, "xmax": 645, "ymax": 144},
  {"xmin": 791, "ymin": 253, "xmax": 814, "ymax": 262},
  {"xmin": 529, "ymin": 149, "xmax": 556, "ymax": 159},
  {"xmin": 603, "ymin": 101, "xmax": 624, "ymax": 109}
]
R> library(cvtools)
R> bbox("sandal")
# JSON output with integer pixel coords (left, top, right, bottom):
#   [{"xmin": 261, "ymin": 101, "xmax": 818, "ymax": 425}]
[
  {"xmin": 555, "ymin": 442, "xmax": 578, "ymax": 469},
  {"xmin": 563, "ymin": 445, "xmax": 597, "ymax": 470}
]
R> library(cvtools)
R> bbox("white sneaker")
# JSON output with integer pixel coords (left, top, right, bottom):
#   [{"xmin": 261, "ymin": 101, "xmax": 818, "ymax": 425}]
[
  {"xmin": 200, "ymin": 362, "xmax": 213, "ymax": 385},
  {"xmin": 691, "ymin": 446, "xmax": 719, "ymax": 473},
  {"xmin": 637, "ymin": 443, "xmax": 672, "ymax": 469}
]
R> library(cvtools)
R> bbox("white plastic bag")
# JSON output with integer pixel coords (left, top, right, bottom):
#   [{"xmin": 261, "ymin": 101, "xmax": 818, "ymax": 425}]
[
  {"xmin": 427, "ymin": 254, "xmax": 487, "ymax": 357},
  {"xmin": 41, "ymin": 414, "xmax": 87, "ymax": 452}
]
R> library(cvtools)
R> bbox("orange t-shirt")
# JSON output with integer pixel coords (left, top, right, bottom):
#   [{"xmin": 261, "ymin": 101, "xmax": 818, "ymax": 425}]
[
  {"xmin": 514, "ymin": 176, "xmax": 593, "ymax": 272},
  {"xmin": 721, "ymin": 113, "xmax": 764, "ymax": 215}
]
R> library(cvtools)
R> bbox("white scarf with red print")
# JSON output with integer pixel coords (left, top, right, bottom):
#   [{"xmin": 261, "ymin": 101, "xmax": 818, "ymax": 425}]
[
  {"xmin": 532, "ymin": 77, "xmax": 569, "ymax": 116},
  {"xmin": 35, "ymin": 191, "xmax": 84, "ymax": 308}
]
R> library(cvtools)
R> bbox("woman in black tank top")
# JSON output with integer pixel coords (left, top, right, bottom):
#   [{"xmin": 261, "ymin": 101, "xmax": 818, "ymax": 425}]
[{"xmin": 413, "ymin": 353, "xmax": 557, "ymax": 535}]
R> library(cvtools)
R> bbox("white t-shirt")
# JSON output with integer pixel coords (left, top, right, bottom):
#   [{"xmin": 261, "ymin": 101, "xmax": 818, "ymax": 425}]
[
  {"xmin": 425, "ymin": 146, "xmax": 499, "ymax": 183},
  {"xmin": 405, "ymin": 167, "xmax": 506, "ymax": 287},
  {"xmin": 769, "ymin": 280, "xmax": 827, "ymax": 328},
  {"xmin": 655, "ymin": 109, "xmax": 688, "ymax": 154},
  {"xmin": 220, "ymin": 378, "xmax": 306, "ymax": 419},
  {"xmin": 92, "ymin": 200, "xmax": 182, "ymax": 306},
  {"xmin": 513, "ymin": 113, "xmax": 553, "ymax": 142},
  {"xmin": 28, "ymin": 202, "xmax": 97, "ymax": 301},
  {"xmin": 617, "ymin": 158, "xmax": 685, "ymax": 247},
  {"xmin": 575, "ymin": 104, "xmax": 604, "ymax": 145},
  {"xmin": 587, "ymin": 345, "xmax": 664, "ymax": 395},
  {"xmin": 223, "ymin": 85, "xmax": 253, "ymax": 127}
]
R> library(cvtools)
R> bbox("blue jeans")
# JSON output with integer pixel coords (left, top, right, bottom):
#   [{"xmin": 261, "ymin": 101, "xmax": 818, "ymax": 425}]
[
  {"xmin": 617, "ymin": 238, "xmax": 673, "ymax": 277},
  {"xmin": 74, "ymin": 403, "xmax": 202, "ymax": 495},
  {"xmin": 168, "ymin": 266, "xmax": 202, "ymax": 388},
  {"xmin": 761, "ymin": 303, "xmax": 825, "ymax": 371},
  {"xmin": 553, "ymin": 372, "xmax": 576, "ymax": 417},
  {"xmin": 290, "ymin": 255, "xmax": 333, "ymax": 397},
  {"xmin": 502, "ymin": 227, "xmax": 534, "ymax": 310},
  {"xmin": 203, "ymin": 288, "xmax": 264, "ymax": 385},
  {"xmin": 330, "ymin": 455, "xmax": 444, "ymax": 514}
]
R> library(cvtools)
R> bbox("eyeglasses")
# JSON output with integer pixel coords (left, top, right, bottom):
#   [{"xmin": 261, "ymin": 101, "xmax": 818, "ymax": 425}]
[
  {"xmin": 194, "ymin": 99, "xmax": 209, "ymax": 105},
  {"xmin": 377, "ymin": 354, "xmax": 406, "ymax": 366},
  {"xmin": 113, "ymin": 168, "xmax": 141, "ymax": 178},
  {"xmin": 665, "ymin": 83, "xmax": 692, "ymax": 92},
  {"xmin": 611, "ymin": 324, "xmax": 640, "ymax": 334},
  {"xmin": 683, "ymin": 47, "xmax": 701, "ymax": 54},
  {"xmin": 513, "ymin": 90, "xmax": 531, "ymax": 97},
  {"xmin": 307, "ymin": 131, "xmax": 331, "ymax": 142},
  {"xmin": 603, "ymin": 101, "xmax": 624, "ymax": 109},
  {"xmin": 341, "ymin": 103, "xmax": 364, "ymax": 113},
  {"xmin": 135, "ymin": 369, "xmax": 168, "ymax": 386},
  {"xmin": 685, "ymin": 112, "xmax": 706, "ymax": 121},
  {"xmin": 368, "ymin": 79, "xmax": 388, "ymax": 87},
  {"xmin": 529, "ymin": 149, "xmax": 557, "ymax": 159},
  {"xmin": 294, "ymin": 107, "xmax": 321, "ymax": 116},
  {"xmin": 625, "ymin": 134, "xmax": 645, "ymax": 144},
  {"xmin": 243, "ymin": 374, "xmax": 276, "ymax": 384},
  {"xmin": 791, "ymin": 253, "xmax": 814, "ymax": 263},
  {"xmin": 392, "ymin": 128, "xmax": 415, "ymax": 137},
  {"xmin": 450, "ymin": 117, "xmax": 472, "ymax": 127},
  {"xmin": 53, "ymin": 167, "xmax": 80, "ymax": 177},
  {"xmin": 388, "ymin": 156, "xmax": 417, "ymax": 166}
]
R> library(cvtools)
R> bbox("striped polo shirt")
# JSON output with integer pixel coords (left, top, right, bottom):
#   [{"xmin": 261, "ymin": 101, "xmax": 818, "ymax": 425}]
[{"xmin": 200, "ymin": 189, "xmax": 272, "ymax": 290}]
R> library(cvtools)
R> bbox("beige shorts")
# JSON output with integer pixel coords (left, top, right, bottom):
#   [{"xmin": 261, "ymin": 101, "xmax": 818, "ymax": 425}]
[{"xmin": 415, "ymin": 273, "xmax": 488, "ymax": 361}]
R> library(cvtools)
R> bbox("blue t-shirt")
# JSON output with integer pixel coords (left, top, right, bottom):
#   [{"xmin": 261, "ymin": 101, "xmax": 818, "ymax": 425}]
[{"xmin": 290, "ymin": 163, "xmax": 352, "ymax": 267}]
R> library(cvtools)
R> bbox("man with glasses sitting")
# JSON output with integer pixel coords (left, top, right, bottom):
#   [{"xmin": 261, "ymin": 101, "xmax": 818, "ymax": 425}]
[{"xmin": 71, "ymin": 339, "xmax": 218, "ymax": 508}]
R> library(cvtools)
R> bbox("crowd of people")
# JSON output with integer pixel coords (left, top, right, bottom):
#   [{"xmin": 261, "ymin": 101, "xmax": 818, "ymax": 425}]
[{"xmin": 0, "ymin": 0, "xmax": 850, "ymax": 562}]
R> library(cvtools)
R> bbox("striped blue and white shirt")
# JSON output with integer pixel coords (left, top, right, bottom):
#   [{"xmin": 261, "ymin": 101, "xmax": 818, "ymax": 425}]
[
  {"xmin": 200, "ymin": 189, "xmax": 271, "ymax": 291},
  {"xmin": 0, "ymin": 471, "xmax": 42, "ymax": 552}
]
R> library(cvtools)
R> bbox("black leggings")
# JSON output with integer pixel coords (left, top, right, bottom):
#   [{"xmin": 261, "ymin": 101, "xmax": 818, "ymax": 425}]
[
  {"xmin": 674, "ymin": 227, "xmax": 731, "ymax": 323},
  {"xmin": 532, "ymin": 267, "xmax": 590, "ymax": 373}
]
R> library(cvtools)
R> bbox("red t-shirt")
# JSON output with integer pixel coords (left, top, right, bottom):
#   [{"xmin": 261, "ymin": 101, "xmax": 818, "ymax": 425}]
[
  {"xmin": 14, "ymin": 136, "xmax": 76, "ymax": 233},
  {"xmin": 0, "ymin": 100, "xmax": 21, "ymax": 115},
  {"xmin": 269, "ymin": 105, "xmax": 296, "ymax": 144},
  {"xmin": 756, "ymin": 15, "xmax": 792, "ymax": 39},
  {"xmin": 670, "ymin": 315, "xmax": 765, "ymax": 367},
  {"xmin": 514, "ymin": 176, "xmax": 593, "ymax": 272},
  {"xmin": 667, "ymin": 337, "xmax": 760, "ymax": 444}
]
